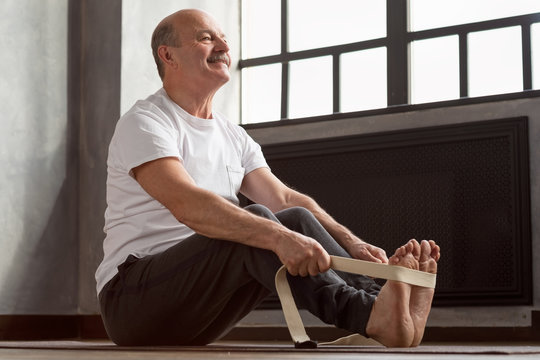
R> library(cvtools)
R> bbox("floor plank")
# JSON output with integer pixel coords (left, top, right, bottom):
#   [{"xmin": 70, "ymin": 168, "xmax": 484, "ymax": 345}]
[{"xmin": 1, "ymin": 341, "xmax": 540, "ymax": 360}]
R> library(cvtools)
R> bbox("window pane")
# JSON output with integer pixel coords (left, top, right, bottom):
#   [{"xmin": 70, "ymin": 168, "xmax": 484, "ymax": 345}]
[
  {"xmin": 289, "ymin": 56, "xmax": 333, "ymax": 118},
  {"xmin": 533, "ymin": 23, "xmax": 540, "ymax": 90},
  {"xmin": 468, "ymin": 27, "xmax": 523, "ymax": 97},
  {"xmin": 410, "ymin": 0, "xmax": 540, "ymax": 31},
  {"xmin": 340, "ymin": 47, "xmax": 387, "ymax": 112},
  {"xmin": 288, "ymin": 0, "xmax": 386, "ymax": 52},
  {"xmin": 242, "ymin": 64, "xmax": 281, "ymax": 124},
  {"xmin": 242, "ymin": 0, "xmax": 281, "ymax": 59},
  {"xmin": 411, "ymin": 36, "xmax": 459, "ymax": 104}
]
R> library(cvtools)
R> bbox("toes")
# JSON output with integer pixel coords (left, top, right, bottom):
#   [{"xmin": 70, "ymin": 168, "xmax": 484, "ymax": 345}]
[
  {"xmin": 389, "ymin": 255, "xmax": 400, "ymax": 265},
  {"xmin": 410, "ymin": 240, "xmax": 421, "ymax": 260},
  {"xmin": 428, "ymin": 240, "xmax": 441, "ymax": 262},
  {"xmin": 419, "ymin": 240, "xmax": 430, "ymax": 262},
  {"xmin": 395, "ymin": 245, "xmax": 406, "ymax": 258},
  {"xmin": 408, "ymin": 239, "xmax": 420, "ymax": 247},
  {"xmin": 394, "ymin": 239, "xmax": 421, "ymax": 260}
]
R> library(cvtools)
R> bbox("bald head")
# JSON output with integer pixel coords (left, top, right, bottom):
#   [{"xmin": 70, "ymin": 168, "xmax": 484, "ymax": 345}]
[{"xmin": 151, "ymin": 9, "xmax": 217, "ymax": 80}]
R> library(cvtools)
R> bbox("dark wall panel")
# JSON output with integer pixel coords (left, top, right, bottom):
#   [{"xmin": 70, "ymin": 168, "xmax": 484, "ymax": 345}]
[{"xmin": 262, "ymin": 117, "xmax": 531, "ymax": 306}]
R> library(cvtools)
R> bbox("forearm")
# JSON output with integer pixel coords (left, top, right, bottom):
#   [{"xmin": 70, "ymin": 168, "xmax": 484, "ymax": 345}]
[
  {"xmin": 282, "ymin": 190, "xmax": 388, "ymax": 263},
  {"xmin": 168, "ymin": 186, "xmax": 331, "ymax": 275},
  {"xmin": 170, "ymin": 186, "xmax": 288, "ymax": 251},
  {"xmin": 238, "ymin": 167, "xmax": 387, "ymax": 262},
  {"xmin": 282, "ymin": 190, "xmax": 363, "ymax": 250}
]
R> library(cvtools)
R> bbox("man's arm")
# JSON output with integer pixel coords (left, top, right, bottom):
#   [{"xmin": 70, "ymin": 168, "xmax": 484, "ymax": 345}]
[
  {"xmin": 132, "ymin": 157, "xmax": 331, "ymax": 276},
  {"xmin": 240, "ymin": 167, "xmax": 388, "ymax": 263}
]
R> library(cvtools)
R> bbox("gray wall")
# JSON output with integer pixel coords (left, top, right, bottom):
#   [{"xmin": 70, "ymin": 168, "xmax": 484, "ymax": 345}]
[
  {"xmin": 0, "ymin": 0, "xmax": 78, "ymax": 314},
  {"xmin": 0, "ymin": 0, "xmax": 122, "ymax": 315},
  {"xmin": 76, "ymin": 0, "xmax": 122, "ymax": 314}
]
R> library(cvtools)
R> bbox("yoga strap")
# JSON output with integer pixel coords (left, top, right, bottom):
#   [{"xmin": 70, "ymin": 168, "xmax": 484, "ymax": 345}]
[{"xmin": 274, "ymin": 255, "xmax": 437, "ymax": 348}]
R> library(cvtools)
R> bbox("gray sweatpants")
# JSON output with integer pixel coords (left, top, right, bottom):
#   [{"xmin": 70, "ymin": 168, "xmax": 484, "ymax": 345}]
[{"xmin": 98, "ymin": 204, "xmax": 380, "ymax": 345}]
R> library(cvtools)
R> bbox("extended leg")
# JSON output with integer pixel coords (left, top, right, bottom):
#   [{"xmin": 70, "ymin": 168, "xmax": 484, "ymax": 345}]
[
  {"xmin": 410, "ymin": 240, "xmax": 440, "ymax": 346},
  {"xmin": 365, "ymin": 239, "xmax": 439, "ymax": 347}
]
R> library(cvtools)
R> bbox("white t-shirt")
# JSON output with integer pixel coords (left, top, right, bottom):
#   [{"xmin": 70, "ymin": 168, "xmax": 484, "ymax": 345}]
[{"xmin": 95, "ymin": 88, "xmax": 268, "ymax": 294}]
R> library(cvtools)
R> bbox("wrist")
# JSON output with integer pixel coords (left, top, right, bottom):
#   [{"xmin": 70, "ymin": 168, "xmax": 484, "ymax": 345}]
[
  {"xmin": 341, "ymin": 233, "xmax": 366, "ymax": 251},
  {"xmin": 266, "ymin": 221, "xmax": 295, "ymax": 253}
]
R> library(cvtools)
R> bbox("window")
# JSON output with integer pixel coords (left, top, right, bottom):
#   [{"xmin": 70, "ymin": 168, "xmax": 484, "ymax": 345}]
[
  {"xmin": 468, "ymin": 27, "xmax": 523, "ymax": 97},
  {"xmin": 287, "ymin": 0, "xmax": 386, "ymax": 52},
  {"xmin": 241, "ymin": 1, "xmax": 281, "ymax": 59},
  {"xmin": 341, "ymin": 47, "xmax": 387, "ymax": 112},
  {"xmin": 410, "ymin": 35, "xmax": 459, "ymax": 103},
  {"xmin": 289, "ymin": 56, "xmax": 333, "ymax": 118},
  {"xmin": 532, "ymin": 23, "xmax": 540, "ymax": 89},
  {"xmin": 240, "ymin": 0, "xmax": 540, "ymax": 124},
  {"xmin": 241, "ymin": 64, "xmax": 282, "ymax": 123},
  {"xmin": 409, "ymin": 0, "xmax": 540, "ymax": 31}
]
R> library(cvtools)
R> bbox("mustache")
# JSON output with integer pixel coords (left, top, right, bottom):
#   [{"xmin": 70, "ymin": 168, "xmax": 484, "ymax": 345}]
[{"xmin": 207, "ymin": 54, "xmax": 230, "ymax": 66}]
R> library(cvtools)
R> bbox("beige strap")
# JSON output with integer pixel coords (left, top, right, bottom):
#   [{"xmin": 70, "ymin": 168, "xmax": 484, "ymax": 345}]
[{"xmin": 275, "ymin": 255, "xmax": 436, "ymax": 348}]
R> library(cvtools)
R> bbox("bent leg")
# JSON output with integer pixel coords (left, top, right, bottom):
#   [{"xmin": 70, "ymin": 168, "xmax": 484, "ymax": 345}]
[
  {"xmin": 275, "ymin": 207, "xmax": 381, "ymax": 295},
  {"xmin": 99, "ymin": 204, "xmax": 285, "ymax": 346},
  {"xmin": 99, "ymin": 236, "xmax": 275, "ymax": 345},
  {"xmin": 99, "ymin": 204, "xmax": 383, "ymax": 345},
  {"xmin": 274, "ymin": 206, "xmax": 381, "ymax": 335}
]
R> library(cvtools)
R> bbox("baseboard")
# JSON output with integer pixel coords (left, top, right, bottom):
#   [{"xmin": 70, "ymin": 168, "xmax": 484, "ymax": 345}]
[
  {"xmin": 1, "ymin": 312, "xmax": 539, "ymax": 342},
  {"xmin": 0, "ymin": 315, "xmax": 105, "ymax": 340}
]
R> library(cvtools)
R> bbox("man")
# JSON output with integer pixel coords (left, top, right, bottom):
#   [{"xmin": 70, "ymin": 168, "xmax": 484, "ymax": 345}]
[{"xmin": 96, "ymin": 9, "xmax": 440, "ymax": 347}]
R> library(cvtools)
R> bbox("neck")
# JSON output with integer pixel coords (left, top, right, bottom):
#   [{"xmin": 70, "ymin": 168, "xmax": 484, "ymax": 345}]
[{"xmin": 163, "ymin": 81, "xmax": 218, "ymax": 119}]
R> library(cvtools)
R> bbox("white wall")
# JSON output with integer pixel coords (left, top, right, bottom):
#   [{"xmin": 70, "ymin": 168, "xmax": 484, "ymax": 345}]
[
  {"xmin": 0, "ymin": 0, "xmax": 78, "ymax": 313},
  {"xmin": 121, "ymin": 0, "xmax": 241, "ymax": 122}
]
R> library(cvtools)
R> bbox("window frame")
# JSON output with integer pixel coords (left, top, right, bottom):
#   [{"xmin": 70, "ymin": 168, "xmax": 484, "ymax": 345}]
[{"xmin": 239, "ymin": 0, "xmax": 540, "ymax": 126}]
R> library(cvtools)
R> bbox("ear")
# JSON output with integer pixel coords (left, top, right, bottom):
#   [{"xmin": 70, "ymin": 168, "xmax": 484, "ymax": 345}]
[{"xmin": 157, "ymin": 45, "xmax": 177, "ymax": 68}]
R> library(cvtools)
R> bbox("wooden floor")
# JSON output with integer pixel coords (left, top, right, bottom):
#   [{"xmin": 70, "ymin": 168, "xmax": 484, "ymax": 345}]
[{"xmin": 1, "ymin": 341, "xmax": 540, "ymax": 360}]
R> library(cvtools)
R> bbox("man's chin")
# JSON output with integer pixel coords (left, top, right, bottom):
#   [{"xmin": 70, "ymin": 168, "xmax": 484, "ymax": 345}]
[{"xmin": 214, "ymin": 70, "xmax": 231, "ymax": 84}]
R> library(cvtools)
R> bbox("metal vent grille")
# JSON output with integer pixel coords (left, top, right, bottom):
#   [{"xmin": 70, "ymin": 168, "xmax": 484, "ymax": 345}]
[{"xmin": 258, "ymin": 117, "xmax": 530, "ymax": 306}]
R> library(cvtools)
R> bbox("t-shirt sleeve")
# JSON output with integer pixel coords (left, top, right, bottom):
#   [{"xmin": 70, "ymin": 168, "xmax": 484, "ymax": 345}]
[
  {"xmin": 237, "ymin": 126, "xmax": 269, "ymax": 175},
  {"xmin": 110, "ymin": 111, "xmax": 181, "ymax": 175}
]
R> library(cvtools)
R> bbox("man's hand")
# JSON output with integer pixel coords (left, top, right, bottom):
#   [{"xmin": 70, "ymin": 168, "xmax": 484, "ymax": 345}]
[
  {"xmin": 347, "ymin": 240, "xmax": 389, "ymax": 264},
  {"xmin": 274, "ymin": 232, "xmax": 331, "ymax": 277}
]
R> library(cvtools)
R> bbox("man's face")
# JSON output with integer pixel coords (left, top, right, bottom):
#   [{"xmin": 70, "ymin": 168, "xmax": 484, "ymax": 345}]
[{"xmin": 171, "ymin": 11, "xmax": 231, "ymax": 87}]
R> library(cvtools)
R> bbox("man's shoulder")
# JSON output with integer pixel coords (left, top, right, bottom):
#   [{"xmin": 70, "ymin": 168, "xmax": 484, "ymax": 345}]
[
  {"xmin": 118, "ymin": 89, "xmax": 178, "ymax": 128},
  {"xmin": 124, "ymin": 88, "xmax": 170, "ymax": 116}
]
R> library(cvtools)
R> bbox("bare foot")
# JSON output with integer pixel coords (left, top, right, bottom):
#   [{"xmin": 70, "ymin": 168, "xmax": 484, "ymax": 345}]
[
  {"xmin": 365, "ymin": 240, "xmax": 421, "ymax": 347},
  {"xmin": 409, "ymin": 240, "xmax": 439, "ymax": 346}
]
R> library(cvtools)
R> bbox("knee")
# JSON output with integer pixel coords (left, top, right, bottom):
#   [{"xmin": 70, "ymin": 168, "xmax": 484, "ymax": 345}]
[
  {"xmin": 280, "ymin": 206, "xmax": 316, "ymax": 222},
  {"xmin": 244, "ymin": 203, "xmax": 275, "ymax": 219},
  {"xmin": 276, "ymin": 206, "xmax": 320, "ymax": 231}
]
